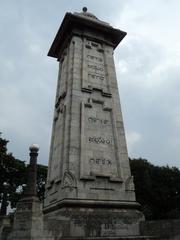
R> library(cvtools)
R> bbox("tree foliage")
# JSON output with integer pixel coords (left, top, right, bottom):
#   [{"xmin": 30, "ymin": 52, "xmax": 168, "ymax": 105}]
[
  {"xmin": 0, "ymin": 134, "xmax": 47, "ymax": 214},
  {"xmin": 37, "ymin": 164, "xmax": 48, "ymax": 201},
  {"xmin": 0, "ymin": 134, "xmax": 27, "ymax": 211},
  {"xmin": 130, "ymin": 158, "xmax": 180, "ymax": 220}
]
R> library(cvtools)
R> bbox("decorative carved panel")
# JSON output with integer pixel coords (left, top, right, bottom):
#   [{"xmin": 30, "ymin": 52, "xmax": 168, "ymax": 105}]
[
  {"xmin": 80, "ymin": 99, "xmax": 122, "ymax": 182},
  {"xmin": 81, "ymin": 38, "xmax": 111, "ymax": 95}
]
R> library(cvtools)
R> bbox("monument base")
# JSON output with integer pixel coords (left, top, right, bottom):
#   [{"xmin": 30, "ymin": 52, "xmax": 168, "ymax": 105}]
[
  {"xmin": 8, "ymin": 196, "xmax": 44, "ymax": 240},
  {"xmin": 60, "ymin": 237, "xmax": 157, "ymax": 240},
  {"xmin": 43, "ymin": 200, "xmax": 145, "ymax": 239}
]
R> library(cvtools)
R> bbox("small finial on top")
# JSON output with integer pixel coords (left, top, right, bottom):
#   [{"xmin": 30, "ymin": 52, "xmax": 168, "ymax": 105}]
[
  {"xmin": 82, "ymin": 7, "xmax": 88, "ymax": 13},
  {"xmin": 29, "ymin": 144, "xmax": 39, "ymax": 152}
]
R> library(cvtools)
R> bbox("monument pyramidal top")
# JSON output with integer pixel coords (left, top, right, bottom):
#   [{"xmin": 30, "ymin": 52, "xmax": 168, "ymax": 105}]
[
  {"xmin": 74, "ymin": 7, "xmax": 110, "ymax": 25},
  {"xmin": 48, "ymin": 7, "xmax": 126, "ymax": 58}
]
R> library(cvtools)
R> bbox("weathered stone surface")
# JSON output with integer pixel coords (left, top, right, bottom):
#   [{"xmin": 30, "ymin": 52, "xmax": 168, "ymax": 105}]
[
  {"xmin": 7, "ymin": 196, "xmax": 44, "ymax": 239},
  {"xmin": 44, "ymin": 207, "xmax": 144, "ymax": 238},
  {"xmin": 0, "ymin": 216, "xmax": 12, "ymax": 240}
]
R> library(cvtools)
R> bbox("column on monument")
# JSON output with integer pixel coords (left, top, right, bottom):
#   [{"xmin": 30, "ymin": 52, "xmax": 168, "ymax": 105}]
[{"xmin": 24, "ymin": 144, "xmax": 39, "ymax": 197}]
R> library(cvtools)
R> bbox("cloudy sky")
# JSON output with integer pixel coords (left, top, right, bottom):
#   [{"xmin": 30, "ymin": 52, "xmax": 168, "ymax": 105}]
[{"xmin": 0, "ymin": 0, "xmax": 180, "ymax": 168}]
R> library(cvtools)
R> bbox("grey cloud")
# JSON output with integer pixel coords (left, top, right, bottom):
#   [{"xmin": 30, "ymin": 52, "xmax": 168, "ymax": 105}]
[
  {"xmin": 116, "ymin": 35, "xmax": 180, "ymax": 167},
  {"xmin": 0, "ymin": 0, "xmax": 179, "ymax": 168}
]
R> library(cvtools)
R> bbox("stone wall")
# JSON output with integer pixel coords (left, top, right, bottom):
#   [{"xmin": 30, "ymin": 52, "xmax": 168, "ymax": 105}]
[
  {"xmin": 0, "ymin": 216, "xmax": 12, "ymax": 240},
  {"xmin": 2, "ymin": 214, "xmax": 180, "ymax": 239}
]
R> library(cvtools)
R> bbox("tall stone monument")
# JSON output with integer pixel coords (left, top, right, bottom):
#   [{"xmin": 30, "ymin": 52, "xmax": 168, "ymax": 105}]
[{"xmin": 44, "ymin": 8, "xmax": 144, "ymax": 238}]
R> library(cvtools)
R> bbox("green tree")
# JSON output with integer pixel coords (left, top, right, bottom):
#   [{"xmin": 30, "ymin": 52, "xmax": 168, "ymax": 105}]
[
  {"xmin": 0, "ymin": 134, "xmax": 27, "ymax": 213},
  {"xmin": 37, "ymin": 164, "xmax": 47, "ymax": 201},
  {"xmin": 0, "ymin": 134, "xmax": 47, "ymax": 214},
  {"xmin": 130, "ymin": 158, "xmax": 180, "ymax": 220}
]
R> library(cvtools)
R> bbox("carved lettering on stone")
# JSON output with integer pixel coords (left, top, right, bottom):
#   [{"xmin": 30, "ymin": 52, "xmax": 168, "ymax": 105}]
[
  {"xmin": 89, "ymin": 158, "xmax": 112, "ymax": 166},
  {"xmin": 80, "ymin": 100, "xmax": 121, "ymax": 181},
  {"xmin": 81, "ymin": 38, "xmax": 111, "ymax": 95}
]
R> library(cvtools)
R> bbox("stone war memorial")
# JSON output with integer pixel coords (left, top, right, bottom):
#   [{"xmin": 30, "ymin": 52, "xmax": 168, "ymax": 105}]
[
  {"xmin": 43, "ymin": 7, "xmax": 145, "ymax": 239},
  {"xmin": 5, "ymin": 7, "xmax": 180, "ymax": 240}
]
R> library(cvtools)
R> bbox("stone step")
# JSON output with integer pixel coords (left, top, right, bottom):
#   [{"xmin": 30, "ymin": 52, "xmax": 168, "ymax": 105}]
[{"xmin": 61, "ymin": 236, "xmax": 158, "ymax": 240}]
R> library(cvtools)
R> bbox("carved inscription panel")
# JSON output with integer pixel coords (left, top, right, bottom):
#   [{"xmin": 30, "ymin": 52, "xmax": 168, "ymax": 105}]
[
  {"xmin": 80, "ymin": 101, "xmax": 119, "ymax": 179},
  {"xmin": 82, "ymin": 39, "xmax": 110, "ymax": 94}
]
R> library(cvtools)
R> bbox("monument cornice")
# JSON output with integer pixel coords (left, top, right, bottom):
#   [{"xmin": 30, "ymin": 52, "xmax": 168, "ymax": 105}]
[
  {"xmin": 43, "ymin": 199, "xmax": 141, "ymax": 214},
  {"xmin": 48, "ymin": 12, "xmax": 127, "ymax": 58}
]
